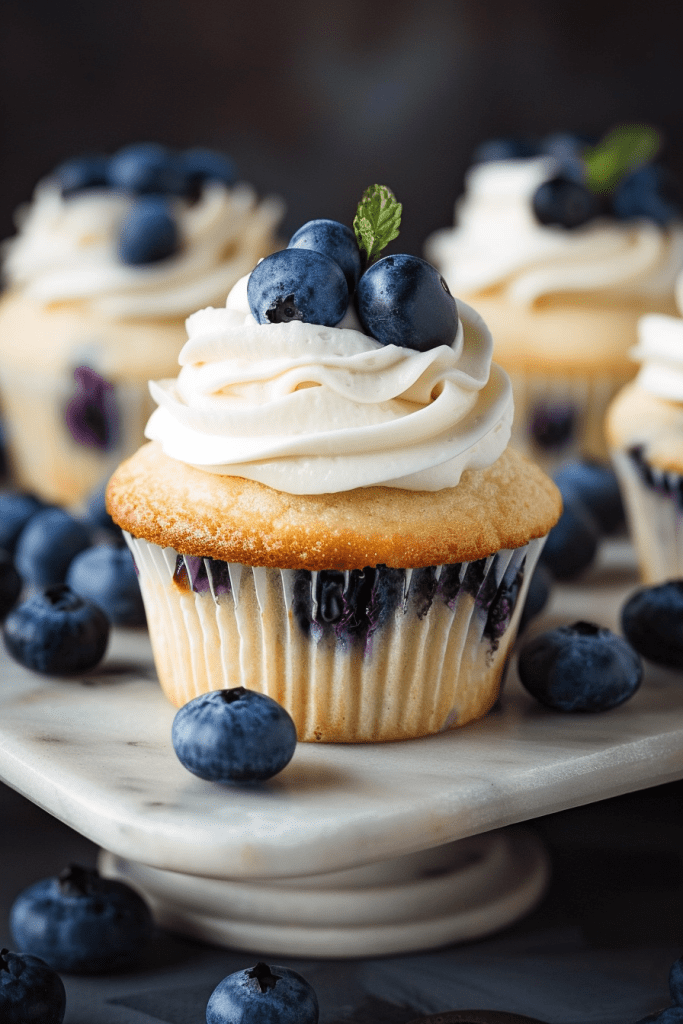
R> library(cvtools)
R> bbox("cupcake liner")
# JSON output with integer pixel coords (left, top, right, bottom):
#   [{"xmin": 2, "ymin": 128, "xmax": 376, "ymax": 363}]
[
  {"xmin": 611, "ymin": 447, "xmax": 683, "ymax": 583},
  {"xmin": 0, "ymin": 364, "xmax": 155, "ymax": 506},
  {"xmin": 125, "ymin": 532, "xmax": 546, "ymax": 743},
  {"xmin": 508, "ymin": 369, "xmax": 627, "ymax": 471}
]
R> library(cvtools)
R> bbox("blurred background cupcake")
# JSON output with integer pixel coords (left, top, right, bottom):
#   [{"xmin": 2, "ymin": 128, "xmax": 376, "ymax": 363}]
[
  {"xmin": 425, "ymin": 126, "xmax": 683, "ymax": 471},
  {"xmin": 605, "ymin": 271, "xmax": 683, "ymax": 583},
  {"xmin": 0, "ymin": 143, "xmax": 284, "ymax": 505}
]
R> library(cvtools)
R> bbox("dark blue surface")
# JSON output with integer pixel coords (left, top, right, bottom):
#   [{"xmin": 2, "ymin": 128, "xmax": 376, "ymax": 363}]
[
  {"xmin": 288, "ymin": 219, "xmax": 362, "ymax": 292},
  {"xmin": 247, "ymin": 248, "xmax": 349, "ymax": 327}
]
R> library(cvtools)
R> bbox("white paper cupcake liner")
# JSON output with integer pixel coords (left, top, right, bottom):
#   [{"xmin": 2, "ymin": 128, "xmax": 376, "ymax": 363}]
[
  {"xmin": 611, "ymin": 448, "xmax": 683, "ymax": 584},
  {"xmin": 125, "ymin": 532, "xmax": 546, "ymax": 743}
]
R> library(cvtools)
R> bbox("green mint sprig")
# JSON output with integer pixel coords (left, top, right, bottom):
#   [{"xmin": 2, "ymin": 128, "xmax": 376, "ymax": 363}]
[
  {"xmin": 583, "ymin": 124, "xmax": 661, "ymax": 196},
  {"xmin": 353, "ymin": 184, "xmax": 402, "ymax": 268}
]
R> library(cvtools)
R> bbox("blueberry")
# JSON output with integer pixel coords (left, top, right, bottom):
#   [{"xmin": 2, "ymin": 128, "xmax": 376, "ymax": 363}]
[
  {"xmin": 181, "ymin": 147, "xmax": 236, "ymax": 191},
  {"xmin": 621, "ymin": 582, "xmax": 683, "ymax": 669},
  {"xmin": 539, "ymin": 133, "xmax": 589, "ymax": 183},
  {"xmin": 0, "ymin": 947, "xmax": 66, "ymax": 1024},
  {"xmin": 288, "ymin": 219, "xmax": 362, "ymax": 292},
  {"xmin": 538, "ymin": 496, "xmax": 600, "ymax": 580},
  {"xmin": 532, "ymin": 175, "xmax": 600, "ymax": 229},
  {"xmin": 64, "ymin": 365, "xmax": 119, "ymax": 450},
  {"xmin": 671, "ymin": 956, "xmax": 683, "ymax": 1006},
  {"xmin": 356, "ymin": 254, "xmax": 458, "ymax": 351},
  {"xmin": 66, "ymin": 544, "xmax": 145, "ymax": 627},
  {"xmin": 553, "ymin": 460, "xmax": 624, "ymax": 535},
  {"xmin": 52, "ymin": 154, "xmax": 109, "ymax": 199},
  {"xmin": 518, "ymin": 562, "xmax": 553, "ymax": 632},
  {"xmin": 529, "ymin": 399, "xmax": 577, "ymax": 451},
  {"xmin": 3, "ymin": 585, "xmax": 109, "ymax": 675},
  {"xmin": 518, "ymin": 620, "xmax": 643, "ymax": 712},
  {"xmin": 206, "ymin": 961, "xmax": 318, "ymax": 1024},
  {"xmin": 14, "ymin": 508, "xmax": 91, "ymax": 589},
  {"xmin": 0, "ymin": 551, "xmax": 22, "ymax": 619},
  {"xmin": 172, "ymin": 687, "xmax": 297, "ymax": 783},
  {"xmin": 640, "ymin": 1010, "xmax": 683, "ymax": 1024},
  {"xmin": 108, "ymin": 142, "xmax": 186, "ymax": 195},
  {"xmin": 117, "ymin": 196, "xmax": 179, "ymax": 265},
  {"xmin": 80, "ymin": 481, "xmax": 121, "ymax": 538},
  {"xmin": 612, "ymin": 164, "xmax": 682, "ymax": 225},
  {"xmin": 247, "ymin": 248, "xmax": 348, "ymax": 327},
  {"xmin": 472, "ymin": 138, "xmax": 539, "ymax": 163},
  {"xmin": 10, "ymin": 865, "xmax": 153, "ymax": 974},
  {"xmin": 0, "ymin": 493, "xmax": 45, "ymax": 554}
]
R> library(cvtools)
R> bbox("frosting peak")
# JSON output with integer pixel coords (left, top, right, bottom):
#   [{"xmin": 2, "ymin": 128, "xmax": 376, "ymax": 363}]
[{"xmin": 632, "ymin": 272, "xmax": 683, "ymax": 402}]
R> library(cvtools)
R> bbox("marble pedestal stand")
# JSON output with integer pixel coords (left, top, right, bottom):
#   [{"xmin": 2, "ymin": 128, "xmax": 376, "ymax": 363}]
[{"xmin": 1, "ymin": 542, "xmax": 683, "ymax": 957}]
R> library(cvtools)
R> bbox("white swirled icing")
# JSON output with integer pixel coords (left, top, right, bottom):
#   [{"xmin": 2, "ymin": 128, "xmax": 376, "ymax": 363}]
[
  {"xmin": 631, "ymin": 273, "xmax": 683, "ymax": 401},
  {"xmin": 144, "ymin": 275, "xmax": 513, "ymax": 493},
  {"xmin": 2, "ymin": 180, "xmax": 284, "ymax": 320},
  {"xmin": 425, "ymin": 157, "xmax": 683, "ymax": 305}
]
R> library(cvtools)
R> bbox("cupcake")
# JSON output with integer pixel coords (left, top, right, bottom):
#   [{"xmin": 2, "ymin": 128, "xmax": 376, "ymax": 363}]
[
  {"xmin": 425, "ymin": 128, "xmax": 683, "ymax": 470},
  {"xmin": 0, "ymin": 144, "xmax": 284, "ymax": 506},
  {"xmin": 107, "ymin": 187, "xmax": 561, "ymax": 743},
  {"xmin": 606, "ymin": 272, "xmax": 683, "ymax": 583}
]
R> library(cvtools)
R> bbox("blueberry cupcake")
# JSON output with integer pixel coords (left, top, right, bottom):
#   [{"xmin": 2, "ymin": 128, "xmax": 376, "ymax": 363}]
[
  {"xmin": 425, "ymin": 127, "xmax": 683, "ymax": 470},
  {"xmin": 107, "ymin": 187, "xmax": 561, "ymax": 742},
  {"xmin": 0, "ymin": 144, "xmax": 284, "ymax": 505},
  {"xmin": 605, "ymin": 271, "xmax": 683, "ymax": 583}
]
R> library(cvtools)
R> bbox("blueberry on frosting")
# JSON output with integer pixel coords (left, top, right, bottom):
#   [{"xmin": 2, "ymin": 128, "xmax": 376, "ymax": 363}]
[{"xmin": 247, "ymin": 247, "xmax": 349, "ymax": 326}]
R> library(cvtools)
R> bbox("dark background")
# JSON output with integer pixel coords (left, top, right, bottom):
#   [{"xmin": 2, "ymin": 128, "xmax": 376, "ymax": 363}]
[{"xmin": 1, "ymin": 0, "xmax": 683, "ymax": 255}]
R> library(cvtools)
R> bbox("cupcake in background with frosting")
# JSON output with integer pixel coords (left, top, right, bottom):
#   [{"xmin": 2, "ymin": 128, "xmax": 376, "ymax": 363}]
[
  {"xmin": 425, "ymin": 127, "xmax": 683, "ymax": 470},
  {"xmin": 606, "ymin": 270, "xmax": 683, "ymax": 583},
  {"xmin": 106, "ymin": 186, "xmax": 561, "ymax": 743},
  {"xmin": 0, "ymin": 143, "xmax": 284, "ymax": 506}
]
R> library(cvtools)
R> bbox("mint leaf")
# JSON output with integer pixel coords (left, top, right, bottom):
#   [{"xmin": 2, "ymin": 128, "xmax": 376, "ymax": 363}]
[
  {"xmin": 353, "ymin": 185, "xmax": 402, "ymax": 266},
  {"xmin": 583, "ymin": 124, "xmax": 661, "ymax": 196}
]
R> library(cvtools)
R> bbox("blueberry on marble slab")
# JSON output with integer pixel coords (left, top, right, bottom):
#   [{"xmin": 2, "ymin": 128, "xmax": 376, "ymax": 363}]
[
  {"xmin": 288, "ymin": 219, "xmax": 362, "ymax": 292},
  {"xmin": 538, "ymin": 495, "xmax": 599, "ymax": 580},
  {"xmin": 247, "ymin": 248, "xmax": 349, "ymax": 327},
  {"xmin": 532, "ymin": 175, "xmax": 600, "ymax": 229},
  {"xmin": 553, "ymin": 460, "xmax": 624, "ymax": 534},
  {"xmin": 3, "ymin": 585, "xmax": 109, "ymax": 674},
  {"xmin": 66, "ymin": 544, "xmax": 145, "ymax": 626},
  {"xmin": 0, "ymin": 550, "xmax": 22, "ymax": 619},
  {"xmin": 108, "ymin": 141, "xmax": 186, "ymax": 195},
  {"xmin": 172, "ymin": 687, "xmax": 297, "ymax": 783},
  {"xmin": 0, "ymin": 492, "xmax": 45, "ymax": 554},
  {"xmin": 14, "ymin": 508, "xmax": 91, "ymax": 589},
  {"xmin": 517, "ymin": 621, "xmax": 642, "ymax": 712},
  {"xmin": 356, "ymin": 254, "xmax": 458, "ymax": 351},
  {"xmin": 10, "ymin": 865, "xmax": 153, "ymax": 975},
  {"xmin": 0, "ymin": 947, "xmax": 66, "ymax": 1024},
  {"xmin": 118, "ymin": 196, "xmax": 179, "ymax": 265},
  {"xmin": 621, "ymin": 581, "xmax": 683, "ymax": 669},
  {"xmin": 206, "ymin": 961, "xmax": 318, "ymax": 1024}
]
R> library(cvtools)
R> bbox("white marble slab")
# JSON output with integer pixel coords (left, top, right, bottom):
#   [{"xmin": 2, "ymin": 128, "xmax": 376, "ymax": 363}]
[{"xmin": 0, "ymin": 539, "xmax": 682, "ymax": 881}]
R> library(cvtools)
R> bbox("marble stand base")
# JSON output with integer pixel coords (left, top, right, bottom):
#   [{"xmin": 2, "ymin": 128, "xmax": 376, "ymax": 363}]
[{"xmin": 99, "ymin": 828, "xmax": 549, "ymax": 958}]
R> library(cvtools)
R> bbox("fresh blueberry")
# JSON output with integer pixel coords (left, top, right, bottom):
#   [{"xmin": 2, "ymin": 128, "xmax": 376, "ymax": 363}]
[
  {"xmin": 66, "ymin": 544, "xmax": 145, "ymax": 627},
  {"xmin": 0, "ymin": 493, "xmax": 45, "ymax": 554},
  {"xmin": 10, "ymin": 865, "xmax": 153, "ymax": 974},
  {"xmin": 518, "ymin": 562, "xmax": 553, "ymax": 632},
  {"xmin": 539, "ymin": 133, "xmax": 589, "ymax": 183},
  {"xmin": 117, "ymin": 196, "xmax": 179, "ymax": 265},
  {"xmin": 108, "ymin": 142, "xmax": 186, "ymax": 195},
  {"xmin": 14, "ymin": 508, "xmax": 91, "ymax": 589},
  {"xmin": 356, "ymin": 254, "xmax": 458, "ymax": 351},
  {"xmin": 0, "ymin": 947, "xmax": 66, "ymax": 1024},
  {"xmin": 172, "ymin": 687, "xmax": 297, "ymax": 783},
  {"xmin": 621, "ymin": 582, "xmax": 683, "ymax": 669},
  {"xmin": 671, "ymin": 957, "xmax": 683, "ymax": 1006},
  {"xmin": 64, "ymin": 365, "xmax": 120, "ymax": 450},
  {"xmin": 206, "ymin": 961, "xmax": 318, "ymax": 1024},
  {"xmin": 472, "ymin": 138, "xmax": 539, "ymax": 163},
  {"xmin": 3, "ymin": 585, "xmax": 109, "ymax": 675},
  {"xmin": 181, "ymin": 147, "xmax": 236, "ymax": 191},
  {"xmin": 247, "ymin": 248, "xmax": 348, "ymax": 327},
  {"xmin": 553, "ymin": 460, "xmax": 624, "ymax": 535},
  {"xmin": 288, "ymin": 219, "xmax": 362, "ymax": 292},
  {"xmin": 0, "ymin": 551, "xmax": 22, "ymax": 619},
  {"xmin": 612, "ymin": 164, "xmax": 682, "ymax": 225},
  {"xmin": 533, "ymin": 175, "xmax": 600, "ymax": 229},
  {"xmin": 538, "ymin": 495, "xmax": 600, "ymax": 580},
  {"xmin": 529, "ymin": 399, "xmax": 577, "ymax": 451},
  {"xmin": 53, "ymin": 154, "xmax": 109, "ymax": 198},
  {"xmin": 80, "ymin": 481, "xmax": 121, "ymax": 538},
  {"xmin": 518, "ymin": 620, "xmax": 643, "ymax": 712}
]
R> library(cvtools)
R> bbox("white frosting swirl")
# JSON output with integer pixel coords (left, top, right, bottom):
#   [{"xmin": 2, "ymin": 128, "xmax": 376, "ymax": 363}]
[
  {"xmin": 632, "ymin": 273, "xmax": 683, "ymax": 401},
  {"xmin": 2, "ymin": 180, "xmax": 284, "ymax": 320},
  {"xmin": 145, "ymin": 275, "xmax": 513, "ymax": 493},
  {"xmin": 425, "ymin": 157, "xmax": 683, "ymax": 305}
]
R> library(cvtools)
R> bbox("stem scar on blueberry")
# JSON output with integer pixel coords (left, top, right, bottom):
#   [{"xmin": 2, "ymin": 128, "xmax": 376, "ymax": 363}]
[
  {"xmin": 265, "ymin": 293, "xmax": 304, "ymax": 324},
  {"xmin": 571, "ymin": 621, "xmax": 601, "ymax": 636},
  {"xmin": 247, "ymin": 961, "xmax": 282, "ymax": 992},
  {"xmin": 220, "ymin": 687, "xmax": 247, "ymax": 704},
  {"xmin": 58, "ymin": 864, "xmax": 95, "ymax": 896}
]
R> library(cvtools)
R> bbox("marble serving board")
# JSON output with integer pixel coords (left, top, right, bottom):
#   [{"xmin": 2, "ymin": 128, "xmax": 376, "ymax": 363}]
[{"xmin": 0, "ymin": 539, "xmax": 682, "ymax": 882}]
